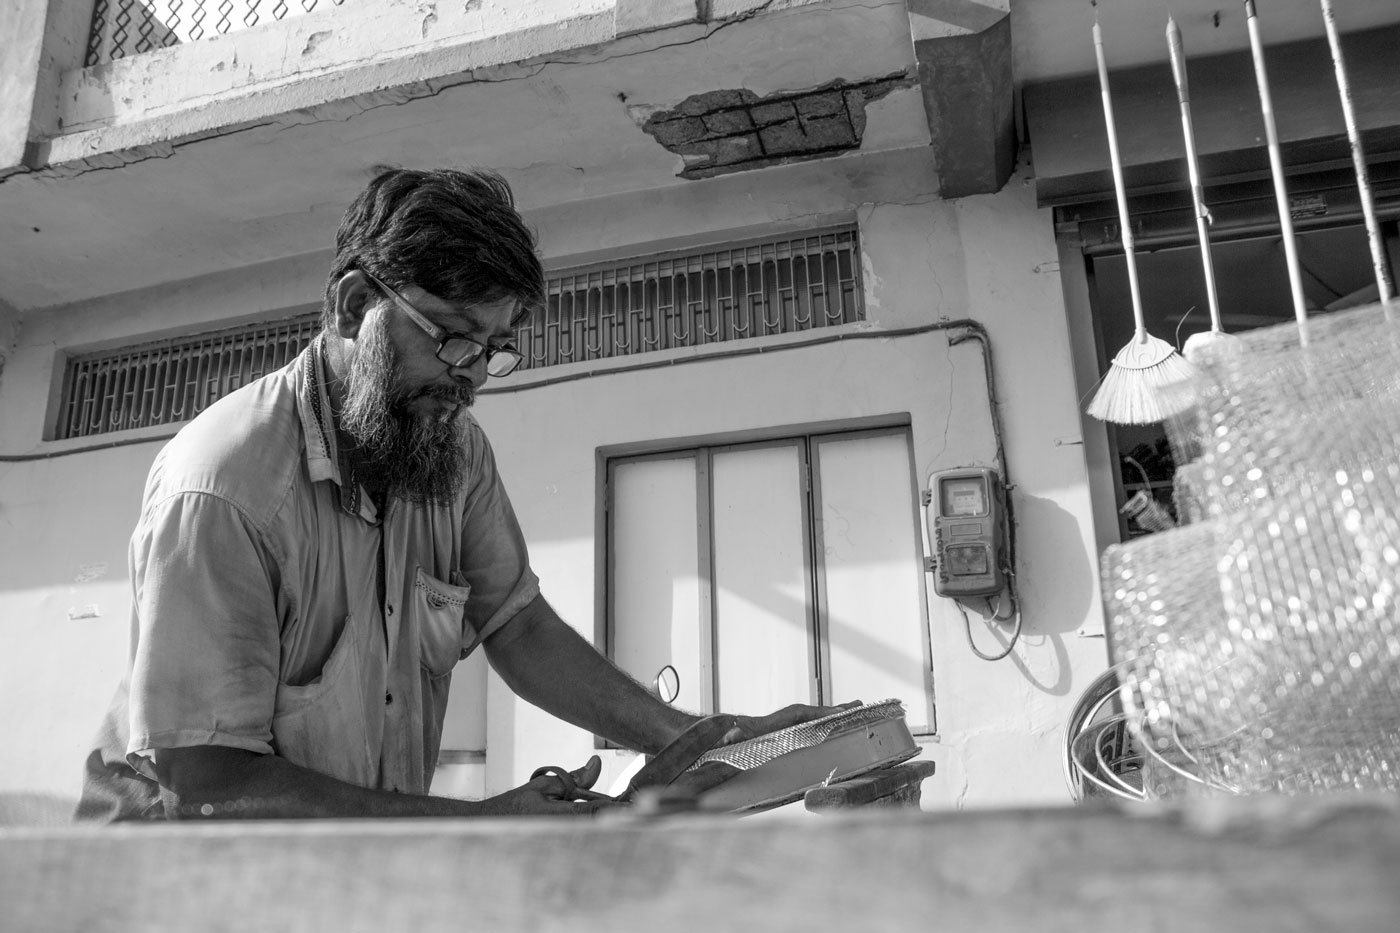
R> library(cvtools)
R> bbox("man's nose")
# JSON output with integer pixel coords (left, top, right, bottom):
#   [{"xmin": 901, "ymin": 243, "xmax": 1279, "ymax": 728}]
[{"xmin": 448, "ymin": 353, "xmax": 488, "ymax": 386}]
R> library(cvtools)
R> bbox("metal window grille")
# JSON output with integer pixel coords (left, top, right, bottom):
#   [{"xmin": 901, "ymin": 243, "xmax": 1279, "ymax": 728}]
[
  {"xmin": 55, "ymin": 315, "xmax": 321, "ymax": 440},
  {"xmin": 85, "ymin": 0, "xmax": 349, "ymax": 67},
  {"xmin": 520, "ymin": 227, "xmax": 864, "ymax": 372}
]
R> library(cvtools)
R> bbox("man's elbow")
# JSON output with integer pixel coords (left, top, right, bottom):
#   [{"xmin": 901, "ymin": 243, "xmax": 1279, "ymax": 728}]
[{"xmin": 151, "ymin": 745, "xmax": 262, "ymax": 819}]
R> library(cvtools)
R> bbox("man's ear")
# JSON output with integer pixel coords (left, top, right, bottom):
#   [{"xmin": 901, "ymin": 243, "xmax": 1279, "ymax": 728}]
[{"xmin": 332, "ymin": 270, "xmax": 377, "ymax": 340}]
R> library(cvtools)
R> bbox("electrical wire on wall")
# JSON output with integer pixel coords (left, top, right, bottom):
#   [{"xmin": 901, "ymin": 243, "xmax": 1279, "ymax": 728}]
[
  {"xmin": 953, "ymin": 568, "xmax": 1022, "ymax": 661},
  {"xmin": 944, "ymin": 324, "xmax": 1023, "ymax": 662},
  {"xmin": 5, "ymin": 317, "xmax": 1028, "ymax": 665},
  {"xmin": 7, "ymin": 316, "xmax": 1027, "ymax": 667}
]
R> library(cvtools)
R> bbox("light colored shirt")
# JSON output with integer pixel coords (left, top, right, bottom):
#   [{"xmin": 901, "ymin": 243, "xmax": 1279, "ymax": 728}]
[{"xmin": 77, "ymin": 338, "xmax": 538, "ymax": 819}]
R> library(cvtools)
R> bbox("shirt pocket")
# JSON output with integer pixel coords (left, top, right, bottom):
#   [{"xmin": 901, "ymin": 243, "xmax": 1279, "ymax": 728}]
[
  {"xmin": 272, "ymin": 613, "xmax": 374, "ymax": 787},
  {"xmin": 413, "ymin": 567, "xmax": 473, "ymax": 678}
]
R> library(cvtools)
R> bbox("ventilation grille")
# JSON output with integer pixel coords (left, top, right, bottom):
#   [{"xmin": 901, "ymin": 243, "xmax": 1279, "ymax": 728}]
[
  {"xmin": 55, "ymin": 315, "xmax": 320, "ymax": 440},
  {"xmin": 521, "ymin": 227, "xmax": 864, "ymax": 371}
]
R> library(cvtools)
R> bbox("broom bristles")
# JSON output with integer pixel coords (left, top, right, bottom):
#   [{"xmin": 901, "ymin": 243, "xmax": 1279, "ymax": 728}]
[{"xmin": 1087, "ymin": 334, "xmax": 1197, "ymax": 424}]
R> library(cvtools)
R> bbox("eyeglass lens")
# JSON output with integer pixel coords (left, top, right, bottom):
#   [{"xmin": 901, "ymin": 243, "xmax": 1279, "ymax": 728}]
[{"xmin": 439, "ymin": 339, "xmax": 522, "ymax": 376}]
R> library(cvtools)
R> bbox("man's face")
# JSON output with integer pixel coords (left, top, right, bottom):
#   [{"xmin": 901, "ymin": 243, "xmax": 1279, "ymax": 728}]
[{"xmin": 338, "ymin": 284, "xmax": 519, "ymax": 504}]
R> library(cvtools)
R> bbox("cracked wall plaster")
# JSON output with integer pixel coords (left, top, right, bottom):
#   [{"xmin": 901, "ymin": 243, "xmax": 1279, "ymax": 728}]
[{"xmin": 641, "ymin": 74, "xmax": 914, "ymax": 180}]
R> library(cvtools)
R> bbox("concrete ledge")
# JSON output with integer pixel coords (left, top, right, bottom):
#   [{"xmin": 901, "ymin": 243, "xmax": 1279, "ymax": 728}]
[
  {"xmin": 0, "ymin": 0, "xmax": 50, "ymax": 173},
  {"xmin": 7, "ymin": 792, "xmax": 1400, "ymax": 930},
  {"xmin": 47, "ymin": 0, "xmax": 620, "ymax": 164},
  {"xmin": 1024, "ymin": 22, "xmax": 1400, "ymax": 206},
  {"xmin": 614, "ymin": 0, "xmax": 699, "ymax": 37}
]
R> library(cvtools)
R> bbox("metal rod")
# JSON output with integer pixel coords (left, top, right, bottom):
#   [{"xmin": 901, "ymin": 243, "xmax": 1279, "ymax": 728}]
[
  {"xmin": 1168, "ymin": 17, "xmax": 1225, "ymax": 336},
  {"xmin": 1319, "ymin": 0, "xmax": 1395, "ymax": 311},
  {"xmin": 1244, "ymin": 0, "xmax": 1310, "ymax": 344},
  {"xmin": 1092, "ymin": 7, "xmax": 1150, "ymax": 344}
]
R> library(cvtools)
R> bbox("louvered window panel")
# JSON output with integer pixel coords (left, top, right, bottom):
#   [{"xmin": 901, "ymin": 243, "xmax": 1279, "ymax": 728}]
[
  {"xmin": 520, "ymin": 227, "xmax": 864, "ymax": 371},
  {"xmin": 55, "ymin": 315, "xmax": 321, "ymax": 440}
]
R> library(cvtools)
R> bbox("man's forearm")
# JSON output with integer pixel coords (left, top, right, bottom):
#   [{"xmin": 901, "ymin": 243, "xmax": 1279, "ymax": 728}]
[
  {"xmin": 154, "ymin": 746, "xmax": 489, "ymax": 820},
  {"xmin": 484, "ymin": 594, "xmax": 698, "ymax": 754}
]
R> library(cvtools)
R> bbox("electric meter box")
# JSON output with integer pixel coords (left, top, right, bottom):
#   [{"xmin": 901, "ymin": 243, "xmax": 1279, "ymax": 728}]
[{"xmin": 926, "ymin": 468, "xmax": 1007, "ymax": 598}]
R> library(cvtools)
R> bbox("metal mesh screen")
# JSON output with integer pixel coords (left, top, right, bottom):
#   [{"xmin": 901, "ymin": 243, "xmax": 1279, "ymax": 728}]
[
  {"xmin": 694, "ymin": 699, "xmax": 906, "ymax": 772},
  {"xmin": 86, "ymin": 0, "xmax": 349, "ymax": 66},
  {"xmin": 520, "ymin": 228, "xmax": 863, "ymax": 371},
  {"xmin": 1101, "ymin": 300, "xmax": 1400, "ymax": 799},
  {"xmin": 55, "ymin": 314, "xmax": 320, "ymax": 440}
]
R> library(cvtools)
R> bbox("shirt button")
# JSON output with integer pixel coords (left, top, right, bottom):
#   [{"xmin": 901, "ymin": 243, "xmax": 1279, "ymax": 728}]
[
  {"xmin": 386, "ymin": 604, "xmax": 394, "ymax": 617},
  {"xmin": 385, "ymin": 692, "xmax": 393, "ymax": 705}
]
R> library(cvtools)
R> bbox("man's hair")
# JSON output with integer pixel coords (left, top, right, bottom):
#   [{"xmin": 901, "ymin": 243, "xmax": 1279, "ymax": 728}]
[{"xmin": 323, "ymin": 166, "xmax": 544, "ymax": 331}]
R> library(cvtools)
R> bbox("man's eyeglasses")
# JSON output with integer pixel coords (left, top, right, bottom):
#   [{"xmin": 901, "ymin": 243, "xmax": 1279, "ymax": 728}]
[{"xmin": 363, "ymin": 271, "xmax": 524, "ymax": 378}]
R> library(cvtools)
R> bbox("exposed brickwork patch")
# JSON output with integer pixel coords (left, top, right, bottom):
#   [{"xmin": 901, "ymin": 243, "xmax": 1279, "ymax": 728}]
[{"xmin": 642, "ymin": 74, "xmax": 912, "ymax": 180}]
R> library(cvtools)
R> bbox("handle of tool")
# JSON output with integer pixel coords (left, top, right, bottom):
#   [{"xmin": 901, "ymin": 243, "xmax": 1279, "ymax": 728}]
[
  {"xmin": 1244, "ymin": 0, "xmax": 1309, "ymax": 344},
  {"xmin": 1093, "ymin": 10, "xmax": 1149, "ymax": 344},
  {"xmin": 1168, "ymin": 17, "xmax": 1224, "ymax": 336},
  {"xmin": 621, "ymin": 713, "xmax": 736, "ymax": 802},
  {"xmin": 1320, "ymin": 0, "xmax": 1394, "ymax": 309}
]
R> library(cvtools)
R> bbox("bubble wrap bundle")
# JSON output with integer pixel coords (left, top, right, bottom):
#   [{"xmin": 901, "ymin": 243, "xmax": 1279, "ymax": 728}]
[{"xmin": 1103, "ymin": 302, "xmax": 1400, "ymax": 798}]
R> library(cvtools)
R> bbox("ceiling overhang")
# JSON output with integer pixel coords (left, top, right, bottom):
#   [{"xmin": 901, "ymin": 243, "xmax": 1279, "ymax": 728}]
[
  {"xmin": 1022, "ymin": 19, "xmax": 1400, "ymax": 207},
  {"xmin": 3, "ymin": 0, "xmax": 1016, "ymax": 312}
]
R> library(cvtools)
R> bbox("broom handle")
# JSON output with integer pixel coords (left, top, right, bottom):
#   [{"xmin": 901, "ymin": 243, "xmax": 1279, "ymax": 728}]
[
  {"xmin": 1320, "ymin": 0, "xmax": 1395, "ymax": 308},
  {"xmin": 1244, "ymin": 0, "xmax": 1309, "ymax": 345},
  {"xmin": 1167, "ymin": 18, "xmax": 1223, "ymax": 336},
  {"xmin": 1093, "ymin": 14, "xmax": 1149, "ymax": 344}
]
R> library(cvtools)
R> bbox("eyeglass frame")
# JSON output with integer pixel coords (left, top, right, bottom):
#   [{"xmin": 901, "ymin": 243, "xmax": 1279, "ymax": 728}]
[{"xmin": 361, "ymin": 270, "xmax": 525, "ymax": 378}]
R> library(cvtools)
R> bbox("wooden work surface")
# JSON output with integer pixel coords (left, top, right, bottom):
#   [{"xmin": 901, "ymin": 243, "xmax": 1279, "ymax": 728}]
[{"xmin": 5, "ymin": 793, "xmax": 1400, "ymax": 932}]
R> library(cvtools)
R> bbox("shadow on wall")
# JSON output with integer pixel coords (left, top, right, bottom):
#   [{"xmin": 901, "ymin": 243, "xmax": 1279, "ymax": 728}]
[
  {"xmin": 0, "ymin": 792, "xmax": 77, "ymax": 827},
  {"xmin": 1010, "ymin": 491, "xmax": 1096, "ymax": 638},
  {"xmin": 988, "ymin": 490, "xmax": 1101, "ymax": 698}
]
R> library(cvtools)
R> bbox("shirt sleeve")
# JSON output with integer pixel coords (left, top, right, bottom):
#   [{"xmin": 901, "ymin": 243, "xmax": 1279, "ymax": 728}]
[
  {"xmin": 457, "ymin": 421, "xmax": 540, "ymax": 652},
  {"xmin": 126, "ymin": 490, "xmax": 281, "ymax": 779}
]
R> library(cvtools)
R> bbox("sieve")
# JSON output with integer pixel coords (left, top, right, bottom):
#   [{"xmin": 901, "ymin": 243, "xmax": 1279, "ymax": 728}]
[
  {"xmin": 694, "ymin": 700, "xmax": 910, "ymax": 771},
  {"xmin": 691, "ymin": 700, "xmax": 921, "ymax": 812}
]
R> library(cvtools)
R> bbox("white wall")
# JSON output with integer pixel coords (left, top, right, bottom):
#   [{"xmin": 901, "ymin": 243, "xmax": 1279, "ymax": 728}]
[
  {"xmin": 0, "ymin": 146, "xmax": 1107, "ymax": 812},
  {"xmin": 478, "ymin": 148, "xmax": 1109, "ymax": 807}
]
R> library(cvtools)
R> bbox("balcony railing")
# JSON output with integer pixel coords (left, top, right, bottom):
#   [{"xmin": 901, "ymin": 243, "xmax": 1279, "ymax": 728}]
[{"xmin": 86, "ymin": 0, "xmax": 348, "ymax": 67}]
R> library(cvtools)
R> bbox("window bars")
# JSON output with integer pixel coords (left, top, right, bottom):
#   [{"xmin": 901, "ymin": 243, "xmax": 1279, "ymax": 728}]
[
  {"xmin": 521, "ymin": 227, "xmax": 864, "ymax": 371},
  {"xmin": 55, "ymin": 315, "xmax": 320, "ymax": 440},
  {"xmin": 85, "ymin": 0, "xmax": 348, "ymax": 66}
]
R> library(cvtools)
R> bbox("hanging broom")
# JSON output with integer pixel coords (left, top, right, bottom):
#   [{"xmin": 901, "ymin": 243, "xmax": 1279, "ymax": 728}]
[
  {"xmin": 1170, "ymin": 17, "xmax": 1240, "ymax": 363},
  {"xmin": 1244, "ymin": 0, "xmax": 1311, "ymax": 346},
  {"xmin": 1319, "ymin": 0, "xmax": 1396, "ymax": 318},
  {"xmin": 1085, "ymin": 4, "xmax": 1195, "ymax": 424}
]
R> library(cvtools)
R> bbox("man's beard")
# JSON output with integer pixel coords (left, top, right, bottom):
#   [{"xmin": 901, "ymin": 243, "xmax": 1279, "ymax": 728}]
[{"xmin": 337, "ymin": 312, "xmax": 475, "ymax": 505}]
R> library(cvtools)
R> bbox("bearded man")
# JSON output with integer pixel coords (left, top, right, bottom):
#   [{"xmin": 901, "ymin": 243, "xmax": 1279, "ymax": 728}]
[{"xmin": 76, "ymin": 167, "xmax": 835, "ymax": 821}]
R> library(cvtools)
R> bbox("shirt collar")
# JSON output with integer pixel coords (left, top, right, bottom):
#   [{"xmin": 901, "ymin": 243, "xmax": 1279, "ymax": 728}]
[{"xmin": 296, "ymin": 335, "xmax": 381, "ymax": 524}]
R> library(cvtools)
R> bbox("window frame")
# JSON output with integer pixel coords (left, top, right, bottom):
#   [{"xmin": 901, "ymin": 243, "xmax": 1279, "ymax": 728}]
[{"xmin": 595, "ymin": 415, "xmax": 932, "ymax": 747}]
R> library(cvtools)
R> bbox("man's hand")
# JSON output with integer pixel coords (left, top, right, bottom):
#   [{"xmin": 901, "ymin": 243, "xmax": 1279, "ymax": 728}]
[
  {"xmin": 720, "ymin": 701, "xmax": 862, "ymax": 746},
  {"xmin": 481, "ymin": 755, "xmax": 618, "ymax": 816}
]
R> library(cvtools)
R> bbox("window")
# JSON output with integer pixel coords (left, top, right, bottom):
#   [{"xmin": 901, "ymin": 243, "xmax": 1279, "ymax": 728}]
[
  {"xmin": 523, "ymin": 227, "xmax": 864, "ymax": 371},
  {"xmin": 53, "ymin": 313, "xmax": 320, "ymax": 440},
  {"xmin": 605, "ymin": 425, "xmax": 932, "ymax": 730}
]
